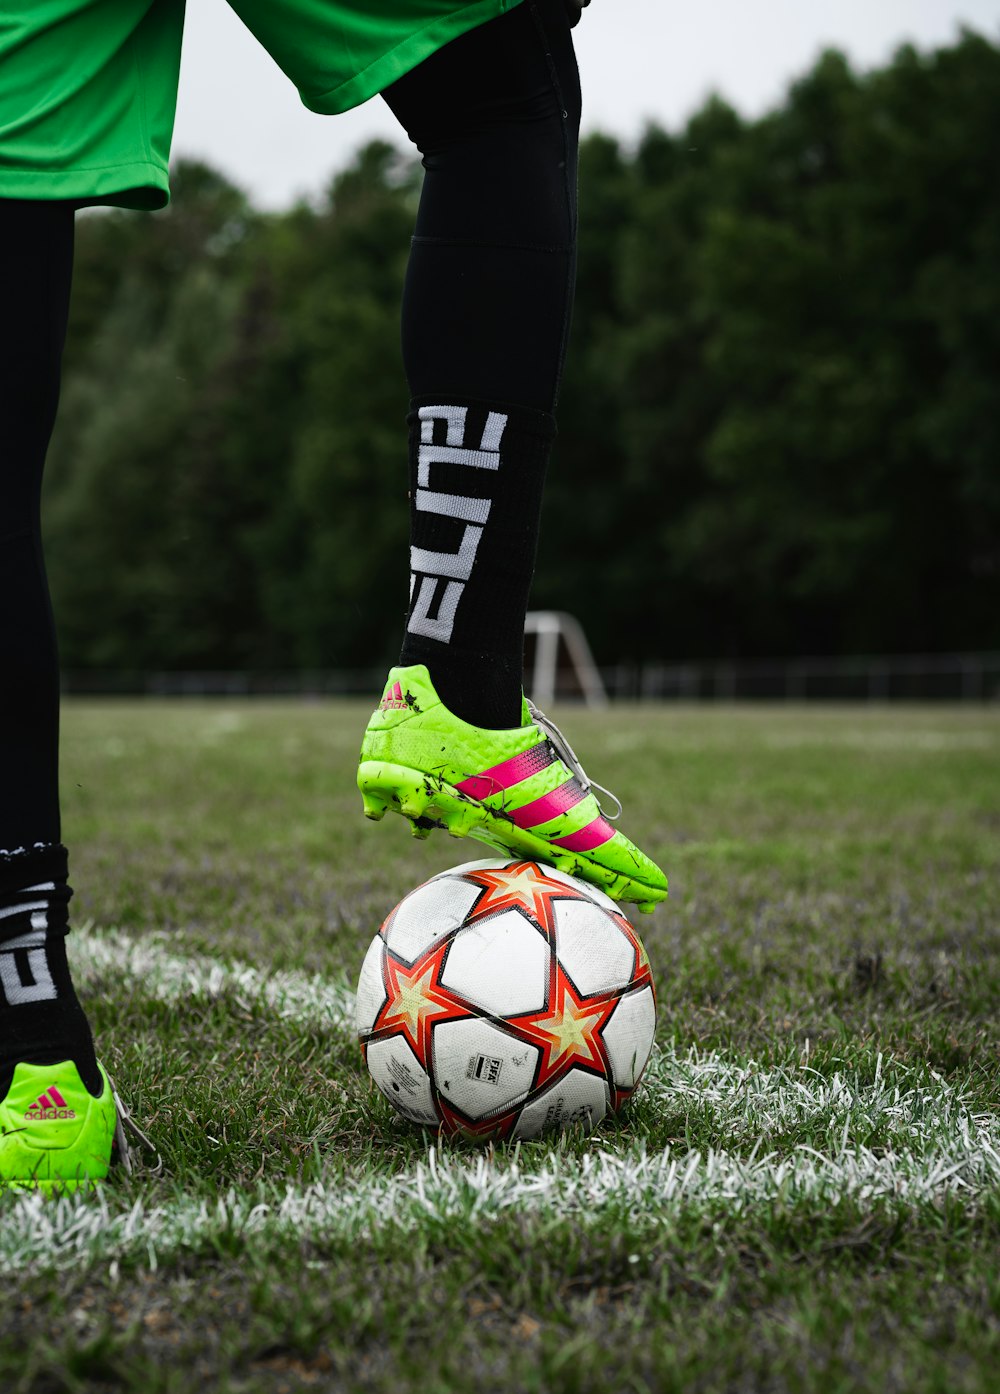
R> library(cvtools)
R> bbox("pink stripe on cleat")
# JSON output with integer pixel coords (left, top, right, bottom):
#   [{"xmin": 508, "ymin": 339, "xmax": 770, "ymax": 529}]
[
  {"xmin": 456, "ymin": 742, "xmax": 556, "ymax": 802},
  {"xmin": 551, "ymin": 817, "xmax": 616, "ymax": 853},
  {"xmin": 508, "ymin": 777, "xmax": 588, "ymax": 830}
]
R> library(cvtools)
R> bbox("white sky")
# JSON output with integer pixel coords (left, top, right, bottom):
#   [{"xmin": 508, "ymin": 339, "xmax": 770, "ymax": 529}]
[{"xmin": 173, "ymin": 0, "xmax": 1000, "ymax": 209}]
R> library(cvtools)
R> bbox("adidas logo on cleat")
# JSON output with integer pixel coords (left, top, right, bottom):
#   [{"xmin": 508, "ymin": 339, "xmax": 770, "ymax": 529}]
[
  {"xmin": 379, "ymin": 680, "xmax": 410, "ymax": 713},
  {"xmin": 24, "ymin": 1087, "xmax": 77, "ymax": 1122}
]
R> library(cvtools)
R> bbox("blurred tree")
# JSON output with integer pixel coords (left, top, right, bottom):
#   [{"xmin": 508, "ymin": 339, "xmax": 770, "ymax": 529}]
[
  {"xmin": 256, "ymin": 141, "xmax": 419, "ymax": 668},
  {"xmin": 46, "ymin": 161, "xmax": 252, "ymax": 668},
  {"xmin": 45, "ymin": 32, "xmax": 1000, "ymax": 671},
  {"xmin": 48, "ymin": 147, "xmax": 419, "ymax": 670}
]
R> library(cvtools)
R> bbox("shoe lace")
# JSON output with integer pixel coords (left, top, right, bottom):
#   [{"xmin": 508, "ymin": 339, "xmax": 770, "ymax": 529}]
[
  {"xmin": 111, "ymin": 1084, "xmax": 163, "ymax": 1177},
  {"xmin": 526, "ymin": 700, "xmax": 623, "ymax": 822}
]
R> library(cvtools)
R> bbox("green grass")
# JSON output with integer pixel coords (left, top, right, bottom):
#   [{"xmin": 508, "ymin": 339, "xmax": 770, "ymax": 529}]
[{"xmin": 2, "ymin": 701, "xmax": 999, "ymax": 1392}]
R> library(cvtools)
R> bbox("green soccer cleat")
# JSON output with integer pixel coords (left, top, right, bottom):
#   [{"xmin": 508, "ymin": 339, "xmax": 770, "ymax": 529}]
[
  {"xmin": 358, "ymin": 665, "xmax": 668, "ymax": 913},
  {"xmin": 0, "ymin": 1059, "xmax": 117, "ymax": 1194}
]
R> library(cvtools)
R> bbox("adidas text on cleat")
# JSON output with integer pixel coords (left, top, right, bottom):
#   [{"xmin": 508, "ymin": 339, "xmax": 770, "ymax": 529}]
[
  {"xmin": 0, "ymin": 1060, "xmax": 117, "ymax": 1194},
  {"xmin": 358, "ymin": 666, "xmax": 667, "ymax": 912}
]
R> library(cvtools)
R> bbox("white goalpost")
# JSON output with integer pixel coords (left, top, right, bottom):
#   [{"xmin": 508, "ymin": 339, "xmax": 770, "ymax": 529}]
[{"xmin": 523, "ymin": 610, "xmax": 608, "ymax": 709}]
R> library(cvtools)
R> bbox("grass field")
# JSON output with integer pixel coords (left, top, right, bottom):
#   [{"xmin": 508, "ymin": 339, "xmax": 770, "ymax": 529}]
[{"xmin": 2, "ymin": 700, "xmax": 999, "ymax": 1392}]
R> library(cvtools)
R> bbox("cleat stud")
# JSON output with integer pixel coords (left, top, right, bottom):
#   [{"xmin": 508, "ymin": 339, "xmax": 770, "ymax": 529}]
[
  {"xmin": 450, "ymin": 807, "xmax": 479, "ymax": 836},
  {"xmin": 361, "ymin": 793, "xmax": 388, "ymax": 821},
  {"xmin": 408, "ymin": 819, "xmax": 431, "ymax": 840},
  {"xmin": 638, "ymin": 901, "xmax": 655, "ymax": 915}
]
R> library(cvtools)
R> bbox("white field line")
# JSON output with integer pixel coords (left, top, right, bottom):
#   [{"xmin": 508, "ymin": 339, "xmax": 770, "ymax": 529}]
[
  {"xmin": 0, "ymin": 927, "xmax": 995, "ymax": 1276},
  {"xmin": 2, "ymin": 1134, "xmax": 1000, "ymax": 1278},
  {"xmin": 71, "ymin": 926, "xmax": 355, "ymax": 1032},
  {"xmin": 70, "ymin": 927, "xmax": 996, "ymax": 1159},
  {"xmin": 637, "ymin": 1049, "xmax": 995, "ymax": 1153}
]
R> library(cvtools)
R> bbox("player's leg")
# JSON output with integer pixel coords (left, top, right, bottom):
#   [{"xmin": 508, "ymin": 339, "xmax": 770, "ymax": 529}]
[
  {"xmin": 0, "ymin": 200, "xmax": 117, "ymax": 1189},
  {"xmin": 384, "ymin": 0, "xmax": 577, "ymax": 728},
  {"xmin": 359, "ymin": 0, "xmax": 667, "ymax": 910},
  {"xmin": 0, "ymin": 1, "xmax": 184, "ymax": 1188}
]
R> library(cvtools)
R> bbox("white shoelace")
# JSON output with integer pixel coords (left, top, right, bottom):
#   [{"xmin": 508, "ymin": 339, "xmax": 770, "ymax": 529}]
[
  {"xmin": 112, "ymin": 1084, "xmax": 162, "ymax": 1177},
  {"xmin": 526, "ymin": 701, "xmax": 623, "ymax": 822}
]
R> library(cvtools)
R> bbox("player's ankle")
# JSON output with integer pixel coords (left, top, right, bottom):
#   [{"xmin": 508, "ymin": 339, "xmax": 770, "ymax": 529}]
[
  {"xmin": 0, "ymin": 842, "xmax": 101, "ymax": 1099},
  {"xmin": 397, "ymin": 646, "xmax": 524, "ymax": 730}
]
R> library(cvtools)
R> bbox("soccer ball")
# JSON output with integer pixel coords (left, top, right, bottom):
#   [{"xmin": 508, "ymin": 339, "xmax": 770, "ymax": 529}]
[{"xmin": 356, "ymin": 858, "xmax": 656, "ymax": 1140}]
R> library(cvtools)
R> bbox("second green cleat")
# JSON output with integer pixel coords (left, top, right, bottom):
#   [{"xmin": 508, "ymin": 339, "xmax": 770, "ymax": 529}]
[
  {"xmin": 0, "ymin": 1059, "xmax": 117, "ymax": 1194},
  {"xmin": 358, "ymin": 665, "xmax": 667, "ymax": 913}
]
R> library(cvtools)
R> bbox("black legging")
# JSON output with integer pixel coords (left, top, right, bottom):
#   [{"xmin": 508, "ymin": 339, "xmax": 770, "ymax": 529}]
[
  {"xmin": 0, "ymin": 0, "xmax": 580, "ymax": 848},
  {"xmin": 384, "ymin": 0, "xmax": 580, "ymax": 412},
  {"xmin": 0, "ymin": 200, "xmax": 74, "ymax": 848}
]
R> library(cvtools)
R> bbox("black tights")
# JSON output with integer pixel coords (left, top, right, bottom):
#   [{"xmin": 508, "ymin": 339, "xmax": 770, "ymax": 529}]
[
  {"xmin": 0, "ymin": 0, "xmax": 579, "ymax": 847},
  {"xmin": 0, "ymin": 201, "xmax": 74, "ymax": 848},
  {"xmin": 383, "ymin": 0, "xmax": 580, "ymax": 411}
]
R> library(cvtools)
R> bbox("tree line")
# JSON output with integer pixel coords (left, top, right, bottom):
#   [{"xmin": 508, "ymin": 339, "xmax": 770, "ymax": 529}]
[{"xmin": 46, "ymin": 30, "xmax": 1000, "ymax": 672}]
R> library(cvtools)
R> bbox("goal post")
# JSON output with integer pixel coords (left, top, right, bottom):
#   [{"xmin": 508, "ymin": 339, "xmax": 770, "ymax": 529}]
[{"xmin": 523, "ymin": 611, "xmax": 608, "ymax": 709}]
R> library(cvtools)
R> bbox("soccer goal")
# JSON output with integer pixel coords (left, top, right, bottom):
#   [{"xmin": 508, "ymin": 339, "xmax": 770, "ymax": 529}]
[{"xmin": 523, "ymin": 610, "xmax": 608, "ymax": 709}]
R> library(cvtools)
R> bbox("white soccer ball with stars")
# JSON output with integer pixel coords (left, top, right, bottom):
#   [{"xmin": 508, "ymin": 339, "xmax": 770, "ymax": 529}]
[{"xmin": 356, "ymin": 858, "xmax": 656, "ymax": 1140}]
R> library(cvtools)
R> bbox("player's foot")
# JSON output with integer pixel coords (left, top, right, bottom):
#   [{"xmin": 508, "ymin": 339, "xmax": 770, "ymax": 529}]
[
  {"xmin": 358, "ymin": 665, "xmax": 667, "ymax": 912},
  {"xmin": 0, "ymin": 1059, "xmax": 117, "ymax": 1193}
]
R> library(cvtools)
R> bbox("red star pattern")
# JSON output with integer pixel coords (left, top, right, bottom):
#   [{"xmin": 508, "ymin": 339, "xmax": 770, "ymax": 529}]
[
  {"xmin": 435, "ymin": 1096, "xmax": 519, "ymax": 1142},
  {"xmin": 508, "ymin": 968, "xmax": 617, "ymax": 1091},
  {"xmin": 370, "ymin": 940, "xmax": 468, "ymax": 1065},
  {"xmin": 462, "ymin": 860, "xmax": 588, "ymax": 938},
  {"xmin": 607, "ymin": 909, "xmax": 654, "ymax": 990}
]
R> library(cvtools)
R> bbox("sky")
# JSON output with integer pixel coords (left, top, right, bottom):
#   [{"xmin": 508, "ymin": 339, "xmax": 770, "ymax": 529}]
[{"xmin": 173, "ymin": 0, "xmax": 1000, "ymax": 209}]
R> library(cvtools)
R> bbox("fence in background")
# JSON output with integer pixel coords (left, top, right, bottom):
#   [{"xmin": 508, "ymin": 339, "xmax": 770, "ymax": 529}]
[
  {"xmin": 61, "ymin": 669, "xmax": 384, "ymax": 698},
  {"xmin": 61, "ymin": 652, "xmax": 1000, "ymax": 702},
  {"xmin": 601, "ymin": 652, "xmax": 1000, "ymax": 703}
]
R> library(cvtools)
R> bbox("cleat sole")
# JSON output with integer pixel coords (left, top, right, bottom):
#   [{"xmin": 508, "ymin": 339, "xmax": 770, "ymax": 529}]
[
  {"xmin": 2, "ymin": 1176, "xmax": 103, "ymax": 1196},
  {"xmin": 358, "ymin": 759, "xmax": 667, "ymax": 911},
  {"xmin": 361, "ymin": 792, "xmax": 389, "ymax": 821}
]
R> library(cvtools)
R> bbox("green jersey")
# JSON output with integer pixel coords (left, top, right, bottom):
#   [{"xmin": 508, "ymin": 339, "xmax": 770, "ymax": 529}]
[{"xmin": 0, "ymin": 0, "xmax": 524, "ymax": 209}]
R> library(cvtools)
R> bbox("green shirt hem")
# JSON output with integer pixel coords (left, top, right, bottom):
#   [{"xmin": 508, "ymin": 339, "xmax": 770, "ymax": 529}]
[
  {"xmin": 0, "ymin": 161, "xmax": 169, "ymax": 211},
  {"xmin": 300, "ymin": 0, "xmax": 526, "ymax": 114}
]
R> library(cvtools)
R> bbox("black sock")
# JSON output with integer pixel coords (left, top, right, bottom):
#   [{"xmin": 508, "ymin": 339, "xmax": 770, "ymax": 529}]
[
  {"xmin": 398, "ymin": 398, "xmax": 554, "ymax": 729},
  {"xmin": 0, "ymin": 844, "xmax": 101, "ymax": 1100}
]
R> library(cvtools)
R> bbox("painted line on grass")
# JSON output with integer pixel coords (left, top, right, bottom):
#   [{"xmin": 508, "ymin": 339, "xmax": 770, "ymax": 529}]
[
  {"xmin": 71, "ymin": 927, "xmax": 995, "ymax": 1159},
  {"xmin": 3, "ymin": 1131, "xmax": 1000, "ymax": 1278},
  {"xmin": 72, "ymin": 926, "xmax": 355, "ymax": 1032},
  {"xmin": 1, "ymin": 927, "xmax": 995, "ymax": 1277},
  {"xmin": 637, "ymin": 1047, "xmax": 993, "ymax": 1153}
]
